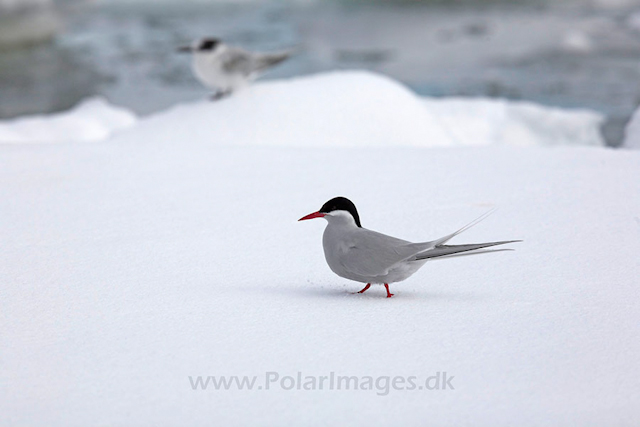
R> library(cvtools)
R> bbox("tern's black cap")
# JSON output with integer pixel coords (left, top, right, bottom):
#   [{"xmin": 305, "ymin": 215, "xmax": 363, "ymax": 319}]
[
  {"xmin": 198, "ymin": 38, "xmax": 220, "ymax": 51},
  {"xmin": 319, "ymin": 197, "xmax": 361, "ymax": 227}
]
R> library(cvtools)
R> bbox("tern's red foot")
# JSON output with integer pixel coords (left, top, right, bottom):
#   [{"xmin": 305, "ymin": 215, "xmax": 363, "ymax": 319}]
[
  {"xmin": 357, "ymin": 283, "xmax": 371, "ymax": 294},
  {"xmin": 384, "ymin": 284, "xmax": 394, "ymax": 298}
]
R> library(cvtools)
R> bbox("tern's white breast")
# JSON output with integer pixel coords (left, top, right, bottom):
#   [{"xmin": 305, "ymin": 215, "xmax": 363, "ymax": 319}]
[{"xmin": 192, "ymin": 53, "xmax": 248, "ymax": 91}]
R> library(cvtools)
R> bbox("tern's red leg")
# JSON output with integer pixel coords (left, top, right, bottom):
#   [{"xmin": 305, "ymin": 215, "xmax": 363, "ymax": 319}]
[
  {"xmin": 384, "ymin": 284, "xmax": 394, "ymax": 298},
  {"xmin": 357, "ymin": 283, "xmax": 371, "ymax": 294}
]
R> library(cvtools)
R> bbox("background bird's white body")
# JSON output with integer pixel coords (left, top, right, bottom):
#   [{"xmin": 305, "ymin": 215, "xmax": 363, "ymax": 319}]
[
  {"xmin": 188, "ymin": 42, "xmax": 291, "ymax": 94},
  {"xmin": 191, "ymin": 45, "xmax": 253, "ymax": 92}
]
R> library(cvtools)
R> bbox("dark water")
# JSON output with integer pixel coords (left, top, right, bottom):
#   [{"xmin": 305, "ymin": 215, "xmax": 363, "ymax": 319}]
[{"xmin": 2, "ymin": 0, "xmax": 640, "ymax": 145}]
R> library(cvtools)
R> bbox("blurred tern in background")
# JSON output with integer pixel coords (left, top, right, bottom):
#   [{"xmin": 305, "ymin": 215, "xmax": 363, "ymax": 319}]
[{"xmin": 178, "ymin": 38, "xmax": 293, "ymax": 100}]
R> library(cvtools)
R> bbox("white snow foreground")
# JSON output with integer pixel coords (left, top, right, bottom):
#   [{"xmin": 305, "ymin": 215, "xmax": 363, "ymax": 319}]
[
  {"xmin": 0, "ymin": 71, "xmax": 604, "ymax": 147},
  {"xmin": 1, "ymin": 123, "xmax": 639, "ymax": 425}
]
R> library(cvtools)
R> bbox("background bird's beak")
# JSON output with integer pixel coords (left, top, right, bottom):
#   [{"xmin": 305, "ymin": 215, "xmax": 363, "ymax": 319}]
[
  {"xmin": 177, "ymin": 46, "xmax": 192, "ymax": 53},
  {"xmin": 298, "ymin": 211, "xmax": 326, "ymax": 221}
]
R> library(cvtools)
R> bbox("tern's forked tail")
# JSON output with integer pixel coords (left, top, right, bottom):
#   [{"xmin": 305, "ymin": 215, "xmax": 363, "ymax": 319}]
[
  {"xmin": 413, "ymin": 240, "xmax": 521, "ymax": 260},
  {"xmin": 413, "ymin": 208, "xmax": 521, "ymax": 260}
]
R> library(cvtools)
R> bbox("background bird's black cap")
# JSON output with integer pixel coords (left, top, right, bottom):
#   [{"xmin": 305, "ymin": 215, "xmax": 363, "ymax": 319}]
[{"xmin": 198, "ymin": 38, "xmax": 220, "ymax": 51}]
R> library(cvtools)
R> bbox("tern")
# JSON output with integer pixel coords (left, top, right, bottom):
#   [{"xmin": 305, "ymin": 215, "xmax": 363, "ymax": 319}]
[
  {"xmin": 178, "ymin": 38, "xmax": 292, "ymax": 99},
  {"xmin": 299, "ymin": 197, "xmax": 520, "ymax": 297}
]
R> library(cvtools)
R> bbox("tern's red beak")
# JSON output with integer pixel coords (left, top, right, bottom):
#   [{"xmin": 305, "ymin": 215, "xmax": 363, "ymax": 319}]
[{"xmin": 298, "ymin": 211, "xmax": 326, "ymax": 221}]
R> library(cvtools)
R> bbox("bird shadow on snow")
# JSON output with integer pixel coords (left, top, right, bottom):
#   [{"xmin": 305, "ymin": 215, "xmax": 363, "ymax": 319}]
[{"xmin": 236, "ymin": 283, "xmax": 488, "ymax": 303}]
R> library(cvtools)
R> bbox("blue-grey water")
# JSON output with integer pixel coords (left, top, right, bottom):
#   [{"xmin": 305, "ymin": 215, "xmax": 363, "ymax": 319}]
[{"xmin": 2, "ymin": 0, "xmax": 640, "ymax": 145}]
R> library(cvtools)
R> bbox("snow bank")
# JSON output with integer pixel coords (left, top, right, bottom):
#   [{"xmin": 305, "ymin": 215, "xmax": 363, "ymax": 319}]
[
  {"xmin": 0, "ymin": 97, "xmax": 137, "ymax": 143},
  {"xmin": 0, "ymin": 71, "xmax": 604, "ymax": 147},
  {"xmin": 113, "ymin": 71, "xmax": 603, "ymax": 148},
  {"xmin": 424, "ymin": 97, "xmax": 604, "ymax": 147},
  {"xmin": 623, "ymin": 104, "xmax": 640, "ymax": 149},
  {"xmin": 114, "ymin": 71, "xmax": 455, "ymax": 148}
]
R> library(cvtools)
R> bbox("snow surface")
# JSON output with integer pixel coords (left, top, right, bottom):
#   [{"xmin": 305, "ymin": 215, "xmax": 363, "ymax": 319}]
[
  {"xmin": 0, "ymin": 72, "xmax": 604, "ymax": 147},
  {"xmin": 1, "ymin": 71, "xmax": 638, "ymax": 426},
  {"xmin": 0, "ymin": 97, "xmax": 137, "ymax": 143}
]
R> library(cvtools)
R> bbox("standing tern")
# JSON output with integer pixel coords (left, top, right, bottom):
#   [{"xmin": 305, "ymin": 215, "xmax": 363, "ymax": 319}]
[
  {"xmin": 299, "ymin": 197, "xmax": 520, "ymax": 298},
  {"xmin": 178, "ymin": 38, "xmax": 292, "ymax": 99}
]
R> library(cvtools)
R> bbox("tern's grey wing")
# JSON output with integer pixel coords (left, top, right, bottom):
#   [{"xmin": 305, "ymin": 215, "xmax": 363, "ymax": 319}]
[
  {"xmin": 336, "ymin": 209, "xmax": 517, "ymax": 278},
  {"xmin": 338, "ymin": 229, "xmax": 432, "ymax": 278},
  {"xmin": 220, "ymin": 48, "xmax": 255, "ymax": 75},
  {"xmin": 252, "ymin": 51, "xmax": 291, "ymax": 72},
  {"xmin": 221, "ymin": 49, "xmax": 290, "ymax": 76}
]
